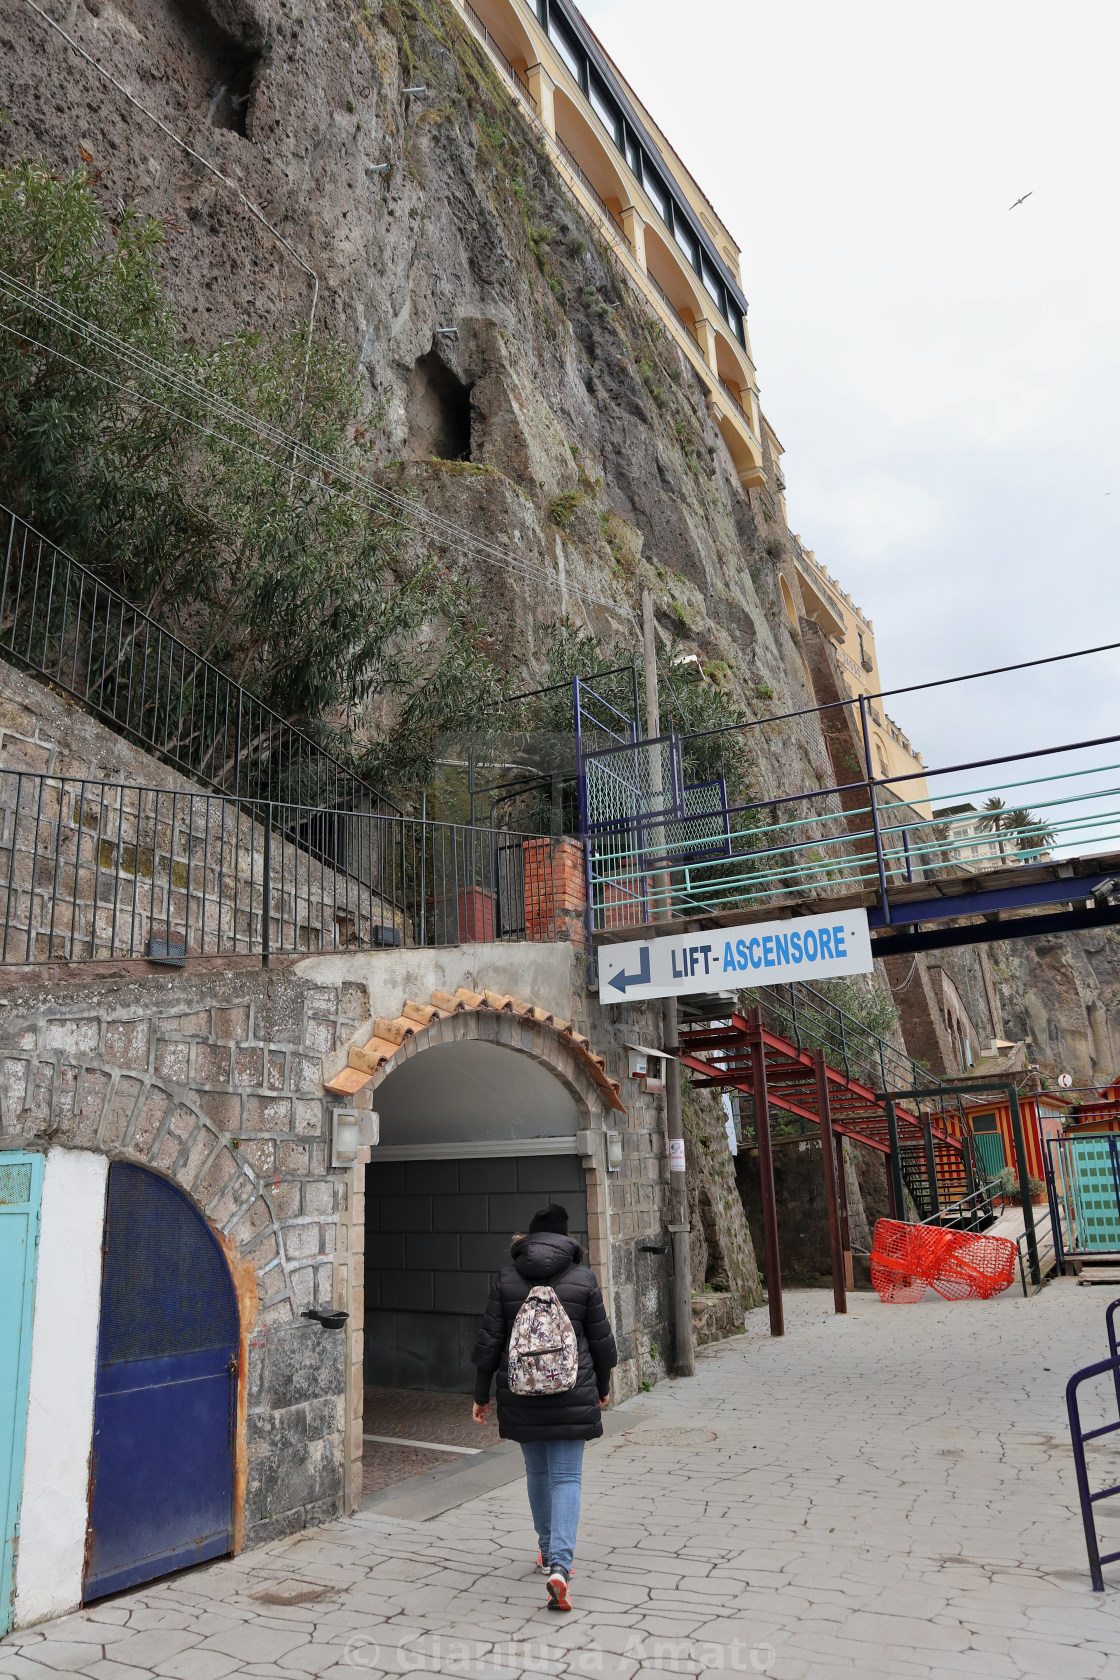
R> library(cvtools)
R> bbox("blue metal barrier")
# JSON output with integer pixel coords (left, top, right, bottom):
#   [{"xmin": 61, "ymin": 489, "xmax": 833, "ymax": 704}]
[{"xmin": 1065, "ymin": 1297, "xmax": 1120, "ymax": 1590}]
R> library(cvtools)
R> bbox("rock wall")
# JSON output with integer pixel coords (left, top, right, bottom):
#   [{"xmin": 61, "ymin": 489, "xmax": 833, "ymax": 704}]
[
  {"xmin": 987, "ymin": 926, "xmax": 1120, "ymax": 1087},
  {"xmin": 681, "ymin": 1084, "xmax": 762, "ymax": 1339},
  {"xmin": 0, "ymin": 0, "xmax": 836, "ymax": 788}
]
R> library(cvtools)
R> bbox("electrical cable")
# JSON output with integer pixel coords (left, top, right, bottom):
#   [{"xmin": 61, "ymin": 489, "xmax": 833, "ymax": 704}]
[
  {"xmin": 20, "ymin": 0, "xmax": 321, "ymax": 430},
  {"xmin": 13, "ymin": 9, "xmax": 639, "ymax": 626},
  {"xmin": 0, "ymin": 292, "xmax": 640, "ymax": 622}
]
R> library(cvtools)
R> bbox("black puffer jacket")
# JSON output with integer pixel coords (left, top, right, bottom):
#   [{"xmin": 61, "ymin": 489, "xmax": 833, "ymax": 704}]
[{"xmin": 471, "ymin": 1232, "xmax": 618, "ymax": 1441}]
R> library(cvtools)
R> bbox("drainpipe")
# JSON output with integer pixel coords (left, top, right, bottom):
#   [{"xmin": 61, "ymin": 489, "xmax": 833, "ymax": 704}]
[{"xmin": 662, "ymin": 995, "xmax": 696, "ymax": 1376}]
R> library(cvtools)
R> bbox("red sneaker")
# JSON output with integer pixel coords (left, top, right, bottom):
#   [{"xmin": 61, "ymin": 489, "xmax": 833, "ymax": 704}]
[{"xmin": 546, "ymin": 1566, "xmax": 571, "ymax": 1612}]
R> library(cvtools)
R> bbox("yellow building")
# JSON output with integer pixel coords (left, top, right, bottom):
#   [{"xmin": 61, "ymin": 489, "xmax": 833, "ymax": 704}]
[
  {"xmin": 760, "ymin": 423, "xmax": 931, "ymax": 816},
  {"xmin": 455, "ymin": 0, "xmax": 765, "ymax": 492},
  {"xmin": 793, "ymin": 531, "xmax": 930, "ymax": 813}
]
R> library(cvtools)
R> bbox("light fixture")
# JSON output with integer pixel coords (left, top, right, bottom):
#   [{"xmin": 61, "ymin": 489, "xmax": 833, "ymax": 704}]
[
  {"xmin": 403, "ymin": 85, "xmax": 429, "ymax": 95},
  {"xmin": 367, "ymin": 162, "xmax": 391, "ymax": 175},
  {"xmin": 331, "ymin": 1108, "xmax": 379, "ymax": 1168},
  {"xmin": 606, "ymin": 1131, "xmax": 623, "ymax": 1171},
  {"xmin": 434, "ymin": 326, "xmax": 459, "ymax": 338}
]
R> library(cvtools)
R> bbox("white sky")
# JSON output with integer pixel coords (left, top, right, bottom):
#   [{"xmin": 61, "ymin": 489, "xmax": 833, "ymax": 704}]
[{"xmin": 579, "ymin": 0, "xmax": 1120, "ymax": 788}]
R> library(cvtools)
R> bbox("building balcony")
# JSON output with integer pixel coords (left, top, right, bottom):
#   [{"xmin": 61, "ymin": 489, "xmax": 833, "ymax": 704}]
[{"xmin": 453, "ymin": 0, "xmax": 765, "ymax": 489}]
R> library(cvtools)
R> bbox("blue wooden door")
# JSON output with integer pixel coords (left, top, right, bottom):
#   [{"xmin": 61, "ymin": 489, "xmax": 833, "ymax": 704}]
[
  {"xmin": 85, "ymin": 1164, "xmax": 239, "ymax": 1601},
  {"xmin": 1, "ymin": 1152, "xmax": 43, "ymax": 1636}
]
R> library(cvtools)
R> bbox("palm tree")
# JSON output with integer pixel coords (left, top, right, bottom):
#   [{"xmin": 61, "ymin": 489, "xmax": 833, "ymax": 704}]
[
  {"xmin": 977, "ymin": 797, "xmax": 1055, "ymax": 861},
  {"xmin": 977, "ymin": 797, "xmax": 1012, "ymax": 861},
  {"xmin": 1006, "ymin": 808, "xmax": 1057, "ymax": 859}
]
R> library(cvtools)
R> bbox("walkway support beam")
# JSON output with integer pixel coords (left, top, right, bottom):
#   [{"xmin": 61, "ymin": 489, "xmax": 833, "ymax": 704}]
[
  {"xmin": 922, "ymin": 1114, "xmax": 941, "ymax": 1219},
  {"xmin": 814, "ymin": 1050, "xmax": 847, "ymax": 1316},
  {"xmin": 662, "ymin": 997, "xmax": 696, "ymax": 1375},
  {"xmin": 835, "ymin": 1133, "xmax": 854, "ymax": 1292},
  {"xmin": 885, "ymin": 1094, "xmax": 905, "ymax": 1218},
  {"xmin": 748, "ymin": 1008, "xmax": 784, "ymax": 1337}
]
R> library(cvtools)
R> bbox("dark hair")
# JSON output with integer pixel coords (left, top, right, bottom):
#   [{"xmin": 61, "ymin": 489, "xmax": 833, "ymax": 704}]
[{"xmin": 528, "ymin": 1202, "xmax": 569, "ymax": 1235}]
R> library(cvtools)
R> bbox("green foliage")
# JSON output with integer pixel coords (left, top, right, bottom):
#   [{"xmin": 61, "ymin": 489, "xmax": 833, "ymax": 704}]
[
  {"xmin": 0, "ymin": 164, "xmax": 496, "ymax": 793},
  {"xmin": 993, "ymin": 1166, "xmax": 1045, "ymax": 1202},
  {"xmin": 814, "ymin": 976, "xmax": 900, "ymax": 1041},
  {"xmin": 548, "ymin": 490, "xmax": 582, "ymax": 529}
]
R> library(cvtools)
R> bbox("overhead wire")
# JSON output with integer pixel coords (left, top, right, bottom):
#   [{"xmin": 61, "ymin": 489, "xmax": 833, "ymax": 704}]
[
  {"xmin": 21, "ymin": 0, "xmax": 321, "ymax": 432},
  {"xmin": 0, "ymin": 274, "xmax": 640, "ymax": 623}
]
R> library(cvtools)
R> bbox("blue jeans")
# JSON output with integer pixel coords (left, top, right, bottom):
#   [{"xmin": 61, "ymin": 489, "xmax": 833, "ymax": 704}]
[{"xmin": 520, "ymin": 1439, "xmax": 585, "ymax": 1572}]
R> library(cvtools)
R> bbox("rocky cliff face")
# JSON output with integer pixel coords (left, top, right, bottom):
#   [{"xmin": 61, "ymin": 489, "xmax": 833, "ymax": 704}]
[
  {"xmin": 987, "ymin": 926, "xmax": 1120, "ymax": 1088},
  {"xmin": 1, "ymin": 0, "xmax": 830, "ymax": 777}
]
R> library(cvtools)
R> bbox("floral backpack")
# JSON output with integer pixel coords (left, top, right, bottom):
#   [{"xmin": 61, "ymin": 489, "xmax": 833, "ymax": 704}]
[{"xmin": 508, "ymin": 1283, "xmax": 579, "ymax": 1395}]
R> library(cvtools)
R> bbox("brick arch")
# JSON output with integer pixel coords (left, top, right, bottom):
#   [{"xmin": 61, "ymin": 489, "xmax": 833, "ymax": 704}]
[
  {"xmin": 329, "ymin": 985, "xmax": 624, "ymax": 1114},
  {"xmin": 363, "ymin": 1007, "xmax": 612, "ymax": 1122}
]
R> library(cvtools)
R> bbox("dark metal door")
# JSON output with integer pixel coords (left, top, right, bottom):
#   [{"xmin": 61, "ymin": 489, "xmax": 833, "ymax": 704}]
[{"xmin": 85, "ymin": 1164, "xmax": 239, "ymax": 1601}]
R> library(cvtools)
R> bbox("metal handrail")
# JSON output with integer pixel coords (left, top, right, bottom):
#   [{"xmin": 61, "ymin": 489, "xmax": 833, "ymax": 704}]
[
  {"xmin": 0, "ymin": 505, "xmax": 398, "ymax": 815},
  {"xmin": 555, "ymin": 138, "xmax": 627, "ymax": 238},
  {"xmin": 0, "ymin": 771, "xmax": 558, "ymax": 964},
  {"xmin": 1066, "ymin": 1299, "xmax": 1120, "ymax": 1590},
  {"xmin": 462, "ymin": 0, "xmax": 538, "ymax": 109}
]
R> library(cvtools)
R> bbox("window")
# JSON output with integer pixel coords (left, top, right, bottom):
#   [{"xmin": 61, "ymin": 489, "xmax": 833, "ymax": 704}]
[
  {"xmin": 588, "ymin": 72, "xmax": 622, "ymax": 147},
  {"xmin": 625, "ymin": 130, "xmax": 642, "ymax": 181},
  {"xmin": 972, "ymin": 1112, "xmax": 998, "ymax": 1132},
  {"xmin": 547, "ymin": 5, "xmax": 584, "ymax": 84},
  {"xmin": 726, "ymin": 300, "xmax": 746, "ymax": 347},
  {"xmin": 643, "ymin": 163, "xmax": 670, "ymax": 225},
  {"xmin": 701, "ymin": 254, "xmax": 724, "ymax": 309},
  {"xmin": 674, "ymin": 213, "xmax": 700, "ymax": 269}
]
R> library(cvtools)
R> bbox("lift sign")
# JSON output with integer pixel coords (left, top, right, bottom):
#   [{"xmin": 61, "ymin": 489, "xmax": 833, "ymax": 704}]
[{"xmin": 598, "ymin": 909, "xmax": 873, "ymax": 1004}]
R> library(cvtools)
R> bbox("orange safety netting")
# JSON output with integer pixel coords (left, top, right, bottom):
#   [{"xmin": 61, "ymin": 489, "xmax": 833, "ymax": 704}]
[{"xmin": 870, "ymin": 1217, "xmax": 1016, "ymax": 1303}]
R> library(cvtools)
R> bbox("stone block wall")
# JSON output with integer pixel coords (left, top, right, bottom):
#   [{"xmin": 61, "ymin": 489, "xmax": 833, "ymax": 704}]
[{"xmin": 0, "ymin": 961, "xmax": 371, "ymax": 1546}]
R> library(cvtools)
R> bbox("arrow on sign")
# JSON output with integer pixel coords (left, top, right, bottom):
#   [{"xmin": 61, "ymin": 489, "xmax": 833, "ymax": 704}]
[{"xmin": 608, "ymin": 946, "xmax": 651, "ymax": 994}]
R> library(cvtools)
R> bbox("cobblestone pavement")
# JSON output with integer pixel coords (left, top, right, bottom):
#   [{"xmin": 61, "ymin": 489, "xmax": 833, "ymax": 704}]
[{"xmin": 7, "ymin": 1282, "xmax": 1120, "ymax": 1680}]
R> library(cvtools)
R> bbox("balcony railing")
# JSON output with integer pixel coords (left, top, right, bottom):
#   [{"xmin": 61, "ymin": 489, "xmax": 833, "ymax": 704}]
[
  {"xmin": 0, "ymin": 770, "xmax": 561, "ymax": 964},
  {"xmin": 0, "ymin": 505, "xmax": 398, "ymax": 816},
  {"xmin": 719, "ymin": 376, "xmax": 749, "ymax": 419},
  {"xmin": 462, "ymin": 0, "xmax": 538, "ymax": 110},
  {"xmin": 554, "ymin": 138, "xmax": 627, "ymax": 241}
]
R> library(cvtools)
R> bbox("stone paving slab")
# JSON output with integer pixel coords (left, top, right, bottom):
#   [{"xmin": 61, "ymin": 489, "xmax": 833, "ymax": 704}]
[{"xmin": 9, "ymin": 1284, "xmax": 1120, "ymax": 1678}]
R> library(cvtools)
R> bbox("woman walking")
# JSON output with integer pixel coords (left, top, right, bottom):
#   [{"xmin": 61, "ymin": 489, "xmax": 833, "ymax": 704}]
[{"xmin": 471, "ymin": 1203, "xmax": 617, "ymax": 1612}]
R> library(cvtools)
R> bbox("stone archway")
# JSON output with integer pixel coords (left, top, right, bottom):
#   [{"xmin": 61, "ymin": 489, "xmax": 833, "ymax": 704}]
[{"xmin": 333, "ymin": 990, "xmax": 623, "ymax": 1500}]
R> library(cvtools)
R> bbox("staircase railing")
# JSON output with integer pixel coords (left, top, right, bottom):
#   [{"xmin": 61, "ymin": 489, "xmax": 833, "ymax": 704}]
[{"xmin": 0, "ymin": 505, "xmax": 398, "ymax": 816}]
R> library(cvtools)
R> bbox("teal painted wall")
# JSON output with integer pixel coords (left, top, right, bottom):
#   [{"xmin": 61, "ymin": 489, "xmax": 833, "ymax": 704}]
[{"xmin": 0, "ymin": 1153, "xmax": 43, "ymax": 1637}]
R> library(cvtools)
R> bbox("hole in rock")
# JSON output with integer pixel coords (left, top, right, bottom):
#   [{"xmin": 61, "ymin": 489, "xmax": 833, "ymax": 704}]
[{"xmin": 407, "ymin": 351, "xmax": 474, "ymax": 462}]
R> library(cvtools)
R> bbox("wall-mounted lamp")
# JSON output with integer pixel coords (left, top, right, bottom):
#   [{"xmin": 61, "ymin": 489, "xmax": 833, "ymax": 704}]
[
  {"xmin": 605, "ymin": 1131, "xmax": 623, "ymax": 1172},
  {"xmin": 434, "ymin": 327, "xmax": 459, "ymax": 338},
  {"xmin": 366, "ymin": 162, "xmax": 391, "ymax": 175},
  {"xmin": 302, "ymin": 1308, "xmax": 349, "ymax": 1331},
  {"xmin": 331, "ymin": 1108, "xmax": 379, "ymax": 1168},
  {"xmin": 403, "ymin": 85, "xmax": 429, "ymax": 95}
]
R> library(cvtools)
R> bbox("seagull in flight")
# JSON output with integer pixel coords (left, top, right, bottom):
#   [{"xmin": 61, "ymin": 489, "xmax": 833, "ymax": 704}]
[{"xmin": 1008, "ymin": 192, "xmax": 1033, "ymax": 210}]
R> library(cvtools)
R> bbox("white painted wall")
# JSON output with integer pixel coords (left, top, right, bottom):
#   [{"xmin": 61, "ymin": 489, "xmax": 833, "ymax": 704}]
[{"xmin": 13, "ymin": 1148, "xmax": 106, "ymax": 1628}]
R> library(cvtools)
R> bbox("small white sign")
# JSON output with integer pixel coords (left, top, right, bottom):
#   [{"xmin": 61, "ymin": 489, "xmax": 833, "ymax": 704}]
[
  {"xmin": 668, "ymin": 1137, "xmax": 686, "ymax": 1173},
  {"xmin": 598, "ymin": 909, "xmax": 873, "ymax": 1004}
]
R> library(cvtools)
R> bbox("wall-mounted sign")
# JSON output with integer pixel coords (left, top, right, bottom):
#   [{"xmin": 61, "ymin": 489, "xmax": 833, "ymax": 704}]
[{"xmin": 598, "ymin": 909, "xmax": 873, "ymax": 1004}]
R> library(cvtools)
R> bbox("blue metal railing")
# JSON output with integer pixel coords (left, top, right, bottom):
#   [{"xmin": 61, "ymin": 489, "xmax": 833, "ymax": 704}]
[{"xmin": 578, "ymin": 641, "xmax": 1120, "ymax": 930}]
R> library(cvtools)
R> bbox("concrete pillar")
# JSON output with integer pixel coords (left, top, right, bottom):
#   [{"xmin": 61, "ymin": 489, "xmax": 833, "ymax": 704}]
[
  {"xmin": 619, "ymin": 205, "xmax": 646, "ymax": 268},
  {"xmin": 525, "ymin": 62, "xmax": 555, "ymax": 134},
  {"xmin": 692, "ymin": 315, "xmax": 718, "ymax": 372}
]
